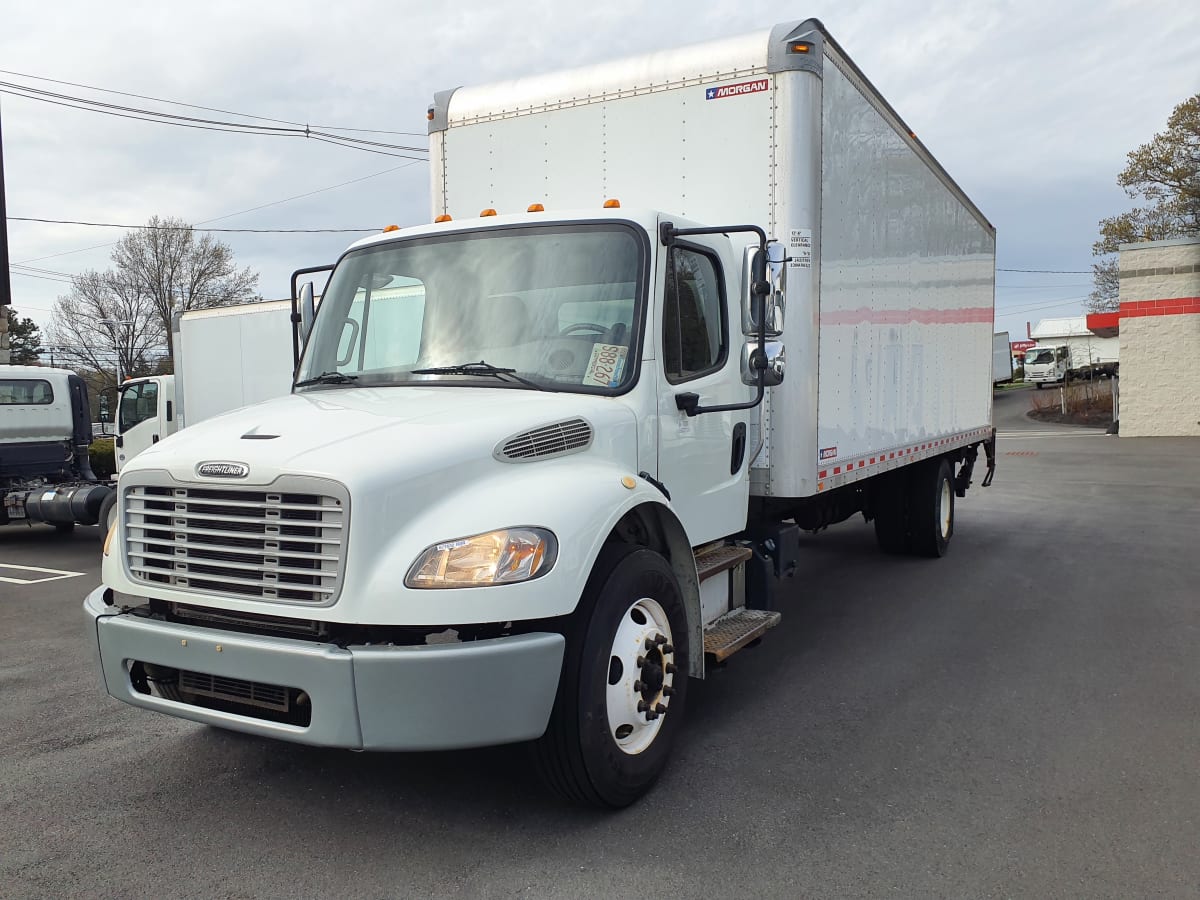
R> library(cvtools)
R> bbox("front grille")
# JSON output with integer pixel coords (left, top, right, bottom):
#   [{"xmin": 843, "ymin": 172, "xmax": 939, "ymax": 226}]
[
  {"xmin": 124, "ymin": 480, "xmax": 347, "ymax": 605},
  {"xmin": 498, "ymin": 418, "xmax": 593, "ymax": 461},
  {"xmin": 178, "ymin": 669, "xmax": 290, "ymax": 713}
]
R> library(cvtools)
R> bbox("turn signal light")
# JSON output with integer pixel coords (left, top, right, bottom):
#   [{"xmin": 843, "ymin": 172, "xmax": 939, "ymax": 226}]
[
  {"xmin": 790, "ymin": 42, "xmax": 810, "ymax": 53},
  {"xmin": 426, "ymin": 108, "xmax": 435, "ymax": 121},
  {"xmin": 527, "ymin": 203, "xmax": 545, "ymax": 212},
  {"xmin": 603, "ymin": 198, "xmax": 621, "ymax": 208},
  {"xmin": 382, "ymin": 224, "xmax": 400, "ymax": 233},
  {"xmin": 480, "ymin": 208, "xmax": 498, "ymax": 217},
  {"xmin": 434, "ymin": 214, "xmax": 452, "ymax": 223}
]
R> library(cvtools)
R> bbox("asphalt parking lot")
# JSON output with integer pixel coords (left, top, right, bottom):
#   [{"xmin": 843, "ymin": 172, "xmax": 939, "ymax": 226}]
[{"xmin": 3, "ymin": 386, "xmax": 1198, "ymax": 898}]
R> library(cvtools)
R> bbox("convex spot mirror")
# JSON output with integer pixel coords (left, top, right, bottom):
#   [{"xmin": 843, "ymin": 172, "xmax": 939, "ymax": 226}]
[
  {"xmin": 741, "ymin": 243, "xmax": 785, "ymax": 338},
  {"xmin": 299, "ymin": 281, "xmax": 316, "ymax": 345},
  {"xmin": 741, "ymin": 340, "xmax": 786, "ymax": 387}
]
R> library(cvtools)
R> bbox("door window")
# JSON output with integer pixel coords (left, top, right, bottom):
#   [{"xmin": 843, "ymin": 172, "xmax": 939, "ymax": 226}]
[
  {"xmin": 119, "ymin": 382, "xmax": 159, "ymax": 432},
  {"xmin": 663, "ymin": 247, "xmax": 727, "ymax": 383}
]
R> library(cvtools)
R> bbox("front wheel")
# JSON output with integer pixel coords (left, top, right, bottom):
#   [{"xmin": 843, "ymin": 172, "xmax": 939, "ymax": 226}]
[{"xmin": 534, "ymin": 546, "xmax": 689, "ymax": 808}]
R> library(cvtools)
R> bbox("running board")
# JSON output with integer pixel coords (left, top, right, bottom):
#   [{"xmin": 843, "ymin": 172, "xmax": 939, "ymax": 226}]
[
  {"xmin": 703, "ymin": 607, "xmax": 781, "ymax": 663},
  {"xmin": 695, "ymin": 544, "xmax": 752, "ymax": 583}
]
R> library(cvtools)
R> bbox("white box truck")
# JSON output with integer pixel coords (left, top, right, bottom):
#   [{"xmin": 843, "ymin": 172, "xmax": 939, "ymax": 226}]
[
  {"xmin": 993, "ymin": 332, "xmax": 1014, "ymax": 385},
  {"xmin": 85, "ymin": 19, "xmax": 997, "ymax": 807},
  {"xmin": 110, "ymin": 300, "xmax": 296, "ymax": 493},
  {"xmin": 1024, "ymin": 316, "xmax": 1119, "ymax": 387}
]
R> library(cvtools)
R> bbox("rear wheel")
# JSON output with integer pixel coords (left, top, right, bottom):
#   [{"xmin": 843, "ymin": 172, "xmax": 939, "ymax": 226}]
[
  {"xmin": 534, "ymin": 546, "xmax": 689, "ymax": 808},
  {"xmin": 906, "ymin": 458, "xmax": 955, "ymax": 558},
  {"xmin": 872, "ymin": 473, "xmax": 909, "ymax": 554}
]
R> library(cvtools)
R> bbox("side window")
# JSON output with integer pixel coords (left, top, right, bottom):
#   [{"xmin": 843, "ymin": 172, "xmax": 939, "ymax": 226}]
[
  {"xmin": 663, "ymin": 247, "xmax": 726, "ymax": 383},
  {"xmin": 119, "ymin": 382, "xmax": 159, "ymax": 432}
]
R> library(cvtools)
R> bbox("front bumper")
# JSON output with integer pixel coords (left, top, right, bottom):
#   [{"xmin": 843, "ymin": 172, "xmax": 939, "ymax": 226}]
[{"xmin": 84, "ymin": 587, "xmax": 565, "ymax": 751}]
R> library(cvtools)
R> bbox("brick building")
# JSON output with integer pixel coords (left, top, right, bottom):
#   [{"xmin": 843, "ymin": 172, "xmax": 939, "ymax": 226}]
[{"xmin": 1088, "ymin": 236, "xmax": 1200, "ymax": 437}]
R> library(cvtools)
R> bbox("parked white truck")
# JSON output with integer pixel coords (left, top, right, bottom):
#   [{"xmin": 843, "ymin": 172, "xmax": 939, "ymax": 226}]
[
  {"xmin": 112, "ymin": 300, "xmax": 295, "ymax": 481},
  {"xmin": 85, "ymin": 20, "xmax": 997, "ymax": 807},
  {"xmin": 1024, "ymin": 316, "xmax": 1119, "ymax": 387},
  {"xmin": 2, "ymin": 366, "xmax": 113, "ymax": 531},
  {"xmin": 993, "ymin": 332, "xmax": 1014, "ymax": 385}
]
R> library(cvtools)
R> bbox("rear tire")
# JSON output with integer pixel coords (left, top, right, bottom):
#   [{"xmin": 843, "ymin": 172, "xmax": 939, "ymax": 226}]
[
  {"xmin": 872, "ymin": 473, "xmax": 909, "ymax": 554},
  {"xmin": 906, "ymin": 458, "xmax": 955, "ymax": 558},
  {"xmin": 534, "ymin": 545, "xmax": 689, "ymax": 808}
]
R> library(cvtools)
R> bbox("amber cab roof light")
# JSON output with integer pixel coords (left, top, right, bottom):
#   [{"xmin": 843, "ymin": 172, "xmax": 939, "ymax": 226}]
[
  {"xmin": 382, "ymin": 224, "xmax": 400, "ymax": 233},
  {"xmin": 603, "ymin": 198, "xmax": 621, "ymax": 208},
  {"xmin": 480, "ymin": 208, "xmax": 498, "ymax": 217},
  {"xmin": 434, "ymin": 214, "xmax": 452, "ymax": 223}
]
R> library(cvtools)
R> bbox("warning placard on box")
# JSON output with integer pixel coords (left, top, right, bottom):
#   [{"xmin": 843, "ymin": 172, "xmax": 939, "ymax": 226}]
[{"xmin": 788, "ymin": 227, "xmax": 812, "ymax": 268}]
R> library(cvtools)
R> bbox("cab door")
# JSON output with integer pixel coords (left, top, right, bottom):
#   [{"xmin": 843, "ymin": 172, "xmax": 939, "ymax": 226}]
[
  {"xmin": 655, "ymin": 237, "xmax": 752, "ymax": 545},
  {"xmin": 116, "ymin": 379, "xmax": 164, "ymax": 471}
]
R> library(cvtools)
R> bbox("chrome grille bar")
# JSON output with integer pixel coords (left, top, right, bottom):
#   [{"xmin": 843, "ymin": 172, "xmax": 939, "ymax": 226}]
[{"xmin": 123, "ymin": 479, "xmax": 347, "ymax": 606}]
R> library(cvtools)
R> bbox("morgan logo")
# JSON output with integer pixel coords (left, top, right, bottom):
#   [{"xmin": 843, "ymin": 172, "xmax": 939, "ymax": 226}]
[
  {"xmin": 705, "ymin": 79, "xmax": 769, "ymax": 101},
  {"xmin": 196, "ymin": 461, "xmax": 249, "ymax": 479},
  {"xmin": 819, "ymin": 446, "xmax": 838, "ymax": 461}
]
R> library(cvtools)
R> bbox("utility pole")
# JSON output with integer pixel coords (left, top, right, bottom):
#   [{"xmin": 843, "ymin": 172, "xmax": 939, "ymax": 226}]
[{"xmin": 0, "ymin": 99, "xmax": 13, "ymax": 363}]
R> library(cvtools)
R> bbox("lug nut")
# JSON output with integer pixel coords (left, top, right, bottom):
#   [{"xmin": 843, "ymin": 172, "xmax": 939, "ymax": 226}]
[
  {"xmin": 645, "ymin": 637, "xmax": 655, "ymax": 651},
  {"xmin": 637, "ymin": 700, "xmax": 649, "ymax": 713},
  {"xmin": 655, "ymin": 703, "xmax": 668, "ymax": 714},
  {"xmin": 646, "ymin": 710, "xmax": 659, "ymax": 721},
  {"xmin": 662, "ymin": 643, "xmax": 674, "ymax": 654},
  {"xmin": 633, "ymin": 680, "xmax": 643, "ymax": 692},
  {"xmin": 665, "ymin": 663, "xmax": 677, "ymax": 675},
  {"xmin": 662, "ymin": 685, "xmax": 675, "ymax": 697},
  {"xmin": 654, "ymin": 634, "xmax": 668, "ymax": 645},
  {"xmin": 636, "ymin": 655, "xmax": 645, "ymax": 667}
]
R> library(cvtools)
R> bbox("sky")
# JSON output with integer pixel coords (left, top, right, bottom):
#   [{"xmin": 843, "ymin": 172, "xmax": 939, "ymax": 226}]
[{"xmin": 2, "ymin": 0, "xmax": 1198, "ymax": 352}]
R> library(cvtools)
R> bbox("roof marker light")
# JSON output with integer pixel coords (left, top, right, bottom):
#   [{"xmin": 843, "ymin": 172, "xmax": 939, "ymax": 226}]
[
  {"xmin": 426, "ymin": 108, "xmax": 435, "ymax": 121},
  {"xmin": 790, "ymin": 42, "xmax": 810, "ymax": 54},
  {"xmin": 382, "ymin": 224, "xmax": 400, "ymax": 233},
  {"xmin": 527, "ymin": 203, "xmax": 545, "ymax": 213},
  {"xmin": 434, "ymin": 214, "xmax": 452, "ymax": 223},
  {"xmin": 603, "ymin": 198, "xmax": 621, "ymax": 208},
  {"xmin": 480, "ymin": 208, "xmax": 498, "ymax": 217}
]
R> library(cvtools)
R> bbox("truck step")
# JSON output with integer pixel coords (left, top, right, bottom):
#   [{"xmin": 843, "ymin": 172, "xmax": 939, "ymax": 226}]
[
  {"xmin": 703, "ymin": 607, "xmax": 781, "ymax": 662},
  {"xmin": 695, "ymin": 544, "xmax": 753, "ymax": 583}
]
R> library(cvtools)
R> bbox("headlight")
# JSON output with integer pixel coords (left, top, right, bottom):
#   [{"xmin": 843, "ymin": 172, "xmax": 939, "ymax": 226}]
[{"xmin": 405, "ymin": 527, "xmax": 557, "ymax": 589}]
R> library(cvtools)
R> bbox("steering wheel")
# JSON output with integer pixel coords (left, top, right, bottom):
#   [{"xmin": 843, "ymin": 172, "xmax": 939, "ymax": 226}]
[{"xmin": 560, "ymin": 322, "xmax": 610, "ymax": 336}]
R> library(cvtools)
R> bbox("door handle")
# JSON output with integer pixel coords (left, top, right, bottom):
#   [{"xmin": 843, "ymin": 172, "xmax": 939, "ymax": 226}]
[{"xmin": 730, "ymin": 422, "xmax": 747, "ymax": 474}]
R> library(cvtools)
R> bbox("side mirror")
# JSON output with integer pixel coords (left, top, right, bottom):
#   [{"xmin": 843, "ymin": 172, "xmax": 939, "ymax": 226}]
[
  {"xmin": 299, "ymin": 281, "xmax": 316, "ymax": 343},
  {"xmin": 741, "ymin": 244, "xmax": 785, "ymax": 337},
  {"xmin": 741, "ymin": 340, "xmax": 786, "ymax": 387}
]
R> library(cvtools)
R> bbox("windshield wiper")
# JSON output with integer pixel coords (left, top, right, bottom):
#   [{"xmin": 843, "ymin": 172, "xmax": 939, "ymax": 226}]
[
  {"xmin": 411, "ymin": 360, "xmax": 547, "ymax": 391},
  {"xmin": 294, "ymin": 371, "xmax": 360, "ymax": 388}
]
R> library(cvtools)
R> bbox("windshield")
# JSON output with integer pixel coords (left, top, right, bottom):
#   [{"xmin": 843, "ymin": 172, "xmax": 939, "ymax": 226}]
[
  {"xmin": 297, "ymin": 224, "xmax": 646, "ymax": 394},
  {"xmin": 1025, "ymin": 349, "xmax": 1055, "ymax": 365}
]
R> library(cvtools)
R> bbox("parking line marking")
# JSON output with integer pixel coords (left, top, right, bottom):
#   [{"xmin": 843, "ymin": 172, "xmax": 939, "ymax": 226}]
[{"xmin": 0, "ymin": 563, "xmax": 87, "ymax": 585}]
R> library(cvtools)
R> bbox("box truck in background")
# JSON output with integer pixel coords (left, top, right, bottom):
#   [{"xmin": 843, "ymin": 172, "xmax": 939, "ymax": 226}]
[
  {"xmin": 87, "ymin": 19, "xmax": 997, "ymax": 807},
  {"xmin": 112, "ymin": 300, "xmax": 296, "ymax": 485},
  {"xmin": 993, "ymin": 332, "xmax": 1014, "ymax": 384}
]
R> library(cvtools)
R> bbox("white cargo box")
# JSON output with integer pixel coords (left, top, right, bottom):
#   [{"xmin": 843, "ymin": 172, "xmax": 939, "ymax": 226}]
[
  {"xmin": 430, "ymin": 18, "xmax": 995, "ymax": 500},
  {"xmin": 173, "ymin": 300, "xmax": 296, "ymax": 428}
]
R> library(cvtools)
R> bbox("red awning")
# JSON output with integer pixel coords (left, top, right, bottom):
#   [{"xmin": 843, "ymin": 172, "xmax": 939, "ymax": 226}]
[{"xmin": 1087, "ymin": 311, "xmax": 1120, "ymax": 339}]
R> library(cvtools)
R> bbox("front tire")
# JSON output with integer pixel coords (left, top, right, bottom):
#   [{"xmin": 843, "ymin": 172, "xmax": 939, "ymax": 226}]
[
  {"xmin": 98, "ymin": 492, "xmax": 118, "ymax": 536},
  {"xmin": 535, "ymin": 546, "xmax": 689, "ymax": 808}
]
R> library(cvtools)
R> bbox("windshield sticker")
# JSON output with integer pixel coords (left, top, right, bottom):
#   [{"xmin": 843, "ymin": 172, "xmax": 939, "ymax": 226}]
[
  {"xmin": 705, "ymin": 79, "xmax": 769, "ymax": 101},
  {"xmin": 582, "ymin": 343, "xmax": 628, "ymax": 387}
]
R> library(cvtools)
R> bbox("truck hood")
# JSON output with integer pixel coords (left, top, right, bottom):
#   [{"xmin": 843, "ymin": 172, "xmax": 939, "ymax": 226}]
[{"xmin": 125, "ymin": 386, "xmax": 640, "ymax": 489}]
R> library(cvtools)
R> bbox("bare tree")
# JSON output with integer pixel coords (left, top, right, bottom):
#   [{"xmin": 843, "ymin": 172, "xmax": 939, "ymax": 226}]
[
  {"xmin": 47, "ymin": 271, "xmax": 165, "ymax": 390},
  {"xmin": 110, "ymin": 216, "xmax": 260, "ymax": 359}
]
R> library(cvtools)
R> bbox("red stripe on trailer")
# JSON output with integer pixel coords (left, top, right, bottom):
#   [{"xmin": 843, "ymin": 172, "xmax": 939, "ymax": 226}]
[
  {"xmin": 818, "ymin": 470, "xmax": 827, "ymax": 478},
  {"xmin": 819, "ymin": 306, "xmax": 994, "ymax": 326},
  {"xmin": 834, "ymin": 467, "xmax": 841, "ymax": 474}
]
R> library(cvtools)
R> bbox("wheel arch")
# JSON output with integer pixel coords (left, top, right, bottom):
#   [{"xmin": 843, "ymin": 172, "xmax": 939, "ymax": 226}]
[{"xmin": 594, "ymin": 501, "xmax": 704, "ymax": 679}]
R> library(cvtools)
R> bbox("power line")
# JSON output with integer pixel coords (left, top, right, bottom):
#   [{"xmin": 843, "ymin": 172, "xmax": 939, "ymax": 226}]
[
  {"xmin": 12, "ymin": 161, "xmax": 420, "ymax": 265},
  {"xmin": 0, "ymin": 68, "xmax": 428, "ymax": 137},
  {"xmin": 997, "ymin": 268, "xmax": 1091, "ymax": 274},
  {"xmin": 9, "ymin": 216, "xmax": 379, "ymax": 233},
  {"xmin": 0, "ymin": 81, "xmax": 430, "ymax": 160}
]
